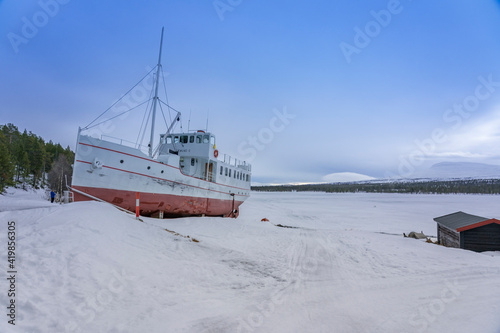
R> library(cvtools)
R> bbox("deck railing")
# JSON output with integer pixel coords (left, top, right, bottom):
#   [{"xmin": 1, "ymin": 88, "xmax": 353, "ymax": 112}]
[
  {"xmin": 221, "ymin": 154, "xmax": 252, "ymax": 171},
  {"xmin": 100, "ymin": 135, "xmax": 149, "ymax": 154}
]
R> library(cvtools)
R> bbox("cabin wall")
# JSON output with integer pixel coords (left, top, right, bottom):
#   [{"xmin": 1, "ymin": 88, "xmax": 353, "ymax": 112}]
[
  {"xmin": 437, "ymin": 224, "xmax": 460, "ymax": 248},
  {"xmin": 214, "ymin": 162, "xmax": 251, "ymax": 187},
  {"xmin": 461, "ymin": 224, "xmax": 500, "ymax": 252}
]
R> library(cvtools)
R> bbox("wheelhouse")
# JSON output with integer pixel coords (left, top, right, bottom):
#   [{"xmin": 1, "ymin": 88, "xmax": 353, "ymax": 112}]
[{"xmin": 158, "ymin": 130, "xmax": 251, "ymax": 186}]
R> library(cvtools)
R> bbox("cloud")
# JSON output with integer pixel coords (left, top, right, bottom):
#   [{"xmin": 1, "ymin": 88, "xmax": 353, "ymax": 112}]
[
  {"xmin": 422, "ymin": 108, "xmax": 500, "ymax": 163},
  {"xmin": 322, "ymin": 172, "xmax": 375, "ymax": 183},
  {"xmin": 421, "ymin": 151, "xmax": 490, "ymax": 159}
]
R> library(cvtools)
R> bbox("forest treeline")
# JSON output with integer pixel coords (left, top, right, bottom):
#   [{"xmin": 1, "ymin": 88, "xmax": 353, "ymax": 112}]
[
  {"xmin": 0, "ymin": 123, "xmax": 74, "ymax": 193},
  {"xmin": 252, "ymin": 179, "xmax": 500, "ymax": 195}
]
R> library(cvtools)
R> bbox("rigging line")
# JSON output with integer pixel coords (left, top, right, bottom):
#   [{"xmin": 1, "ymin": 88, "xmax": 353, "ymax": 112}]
[
  {"xmin": 151, "ymin": 107, "xmax": 165, "ymax": 158},
  {"xmin": 136, "ymin": 107, "xmax": 149, "ymax": 149},
  {"xmin": 136, "ymin": 80, "xmax": 157, "ymax": 147},
  {"xmin": 139, "ymin": 105, "xmax": 152, "ymax": 148},
  {"xmin": 155, "ymin": 102, "xmax": 168, "ymax": 157},
  {"xmin": 158, "ymin": 100, "xmax": 170, "ymax": 128},
  {"xmin": 86, "ymin": 99, "xmax": 152, "ymax": 129},
  {"xmin": 160, "ymin": 99, "xmax": 183, "ymax": 132},
  {"xmin": 155, "ymin": 102, "xmax": 178, "ymax": 155},
  {"xmin": 83, "ymin": 66, "xmax": 157, "ymax": 129},
  {"xmin": 158, "ymin": 100, "xmax": 182, "ymax": 114}
]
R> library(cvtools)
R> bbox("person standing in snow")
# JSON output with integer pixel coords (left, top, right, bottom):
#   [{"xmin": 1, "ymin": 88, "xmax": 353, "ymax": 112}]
[{"xmin": 50, "ymin": 190, "xmax": 56, "ymax": 203}]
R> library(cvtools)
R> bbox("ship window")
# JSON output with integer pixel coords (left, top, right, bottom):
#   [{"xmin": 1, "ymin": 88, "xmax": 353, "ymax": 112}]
[
  {"xmin": 203, "ymin": 135, "xmax": 209, "ymax": 144},
  {"xmin": 181, "ymin": 135, "xmax": 188, "ymax": 144},
  {"xmin": 189, "ymin": 136, "xmax": 194, "ymax": 143},
  {"xmin": 191, "ymin": 158, "xmax": 195, "ymax": 166},
  {"xmin": 225, "ymin": 167, "xmax": 228, "ymax": 176},
  {"xmin": 220, "ymin": 166, "xmax": 223, "ymax": 175},
  {"xmin": 246, "ymin": 174, "xmax": 249, "ymax": 182},
  {"xmin": 196, "ymin": 135, "xmax": 202, "ymax": 143},
  {"xmin": 166, "ymin": 136, "xmax": 172, "ymax": 144},
  {"xmin": 174, "ymin": 136, "xmax": 179, "ymax": 143},
  {"xmin": 229, "ymin": 169, "xmax": 231, "ymax": 177},
  {"xmin": 235, "ymin": 171, "xmax": 237, "ymax": 179},
  {"xmin": 210, "ymin": 136, "xmax": 215, "ymax": 146}
]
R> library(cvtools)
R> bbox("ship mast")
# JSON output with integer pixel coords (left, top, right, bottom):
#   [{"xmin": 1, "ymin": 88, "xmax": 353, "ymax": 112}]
[{"xmin": 149, "ymin": 27, "xmax": 164, "ymax": 157}]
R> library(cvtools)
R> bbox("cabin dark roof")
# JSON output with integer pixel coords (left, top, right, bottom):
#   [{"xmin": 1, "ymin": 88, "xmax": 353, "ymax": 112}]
[{"xmin": 434, "ymin": 211, "xmax": 489, "ymax": 231}]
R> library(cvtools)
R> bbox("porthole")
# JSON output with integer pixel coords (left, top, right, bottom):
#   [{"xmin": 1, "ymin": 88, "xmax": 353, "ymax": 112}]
[
  {"xmin": 147, "ymin": 166, "xmax": 151, "ymax": 170},
  {"xmin": 120, "ymin": 160, "xmax": 124, "ymax": 163},
  {"xmin": 161, "ymin": 170, "xmax": 164, "ymax": 174}
]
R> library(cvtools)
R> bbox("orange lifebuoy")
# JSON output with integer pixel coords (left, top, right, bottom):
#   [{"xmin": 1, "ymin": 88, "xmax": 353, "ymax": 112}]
[{"xmin": 214, "ymin": 149, "xmax": 219, "ymax": 158}]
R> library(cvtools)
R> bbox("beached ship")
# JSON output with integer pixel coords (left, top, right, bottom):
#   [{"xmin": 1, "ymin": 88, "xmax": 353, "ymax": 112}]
[{"xmin": 70, "ymin": 29, "xmax": 251, "ymax": 217}]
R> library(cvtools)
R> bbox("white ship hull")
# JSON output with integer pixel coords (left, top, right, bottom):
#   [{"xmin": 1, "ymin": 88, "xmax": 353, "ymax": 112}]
[{"xmin": 71, "ymin": 133, "xmax": 251, "ymax": 217}]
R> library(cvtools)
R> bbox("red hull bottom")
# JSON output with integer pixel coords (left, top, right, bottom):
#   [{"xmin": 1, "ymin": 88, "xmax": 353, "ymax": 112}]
[{"xmin": 72, "ymin": 186, "xmax": 243, "ymax": 218}]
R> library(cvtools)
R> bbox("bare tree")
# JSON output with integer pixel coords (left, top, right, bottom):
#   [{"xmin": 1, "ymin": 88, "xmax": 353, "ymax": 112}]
[{"xmin": 47, "ymin": 154, "xmax": 72, "ymax": 195}]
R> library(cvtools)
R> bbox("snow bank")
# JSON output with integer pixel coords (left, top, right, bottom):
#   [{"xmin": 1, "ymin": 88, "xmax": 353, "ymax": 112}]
[
  {"xmin": 0, "ymin": 187, "xmax": 52, "ymax": 212},
  {"xmin": 0, "ymin": 191, "xmax": 499, "ymax": 332}
]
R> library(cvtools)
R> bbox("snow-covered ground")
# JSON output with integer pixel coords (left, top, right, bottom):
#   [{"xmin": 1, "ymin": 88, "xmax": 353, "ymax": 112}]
[
  {"xmin": 1, "ymin": 190, "xmax": 500, "ymax": 333},
  {"xmin": 0, "ymin": 187, "xmax": 52, "ymax": 212}
]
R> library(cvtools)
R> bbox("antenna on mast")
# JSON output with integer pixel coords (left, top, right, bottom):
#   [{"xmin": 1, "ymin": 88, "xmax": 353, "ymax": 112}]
[
  {"xmin": 206, "ymin": 110, "xmax": 209, "ymax": 132},
  {"xmin": 188, "ymin": 110, "xmax": 192, "ymax": 132},
  {"xmin": 148, "ymin": 27, "xmax": 164, "ymax": 157}
]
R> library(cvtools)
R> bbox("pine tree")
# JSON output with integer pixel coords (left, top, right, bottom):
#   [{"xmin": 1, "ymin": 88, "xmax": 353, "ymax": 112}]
[
  {"xmin": 19, "ymin": 151, "xmax": 30, "ymax": 185},
  {"xmin": 24, "ymin": 132, "xmax": 46, "ymax": 188},
  {"xmin": 0, "ymin": 123, "xmax": 74, "ymax": 191},
  {"xmin": 0, "ymin": 132, "xmax": 14, "ymax": 192}
]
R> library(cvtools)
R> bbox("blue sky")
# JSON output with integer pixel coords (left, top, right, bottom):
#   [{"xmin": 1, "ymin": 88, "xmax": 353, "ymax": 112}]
[{"xmin": 2, "ymin": 0, "xmax": 500, "ymax": 184}]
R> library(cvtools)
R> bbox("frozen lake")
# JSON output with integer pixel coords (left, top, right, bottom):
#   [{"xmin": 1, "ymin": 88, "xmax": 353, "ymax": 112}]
[{"xmin": 1, "ymin": 190, "xmax": 499, "ymax": 332}]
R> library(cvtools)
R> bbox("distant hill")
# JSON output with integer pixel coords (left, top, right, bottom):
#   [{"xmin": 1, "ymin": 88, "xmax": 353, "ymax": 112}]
[
  {"xmin": 252, "ymin": 178, "xmax": 500, "ymax": 194},
  {"xmin": 253, "ymin": 162, "xmax": 500, "ymax": 194},
  {"xmin": 322, "ymin": 172, "xmax": 375, "ymax": 183}
]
